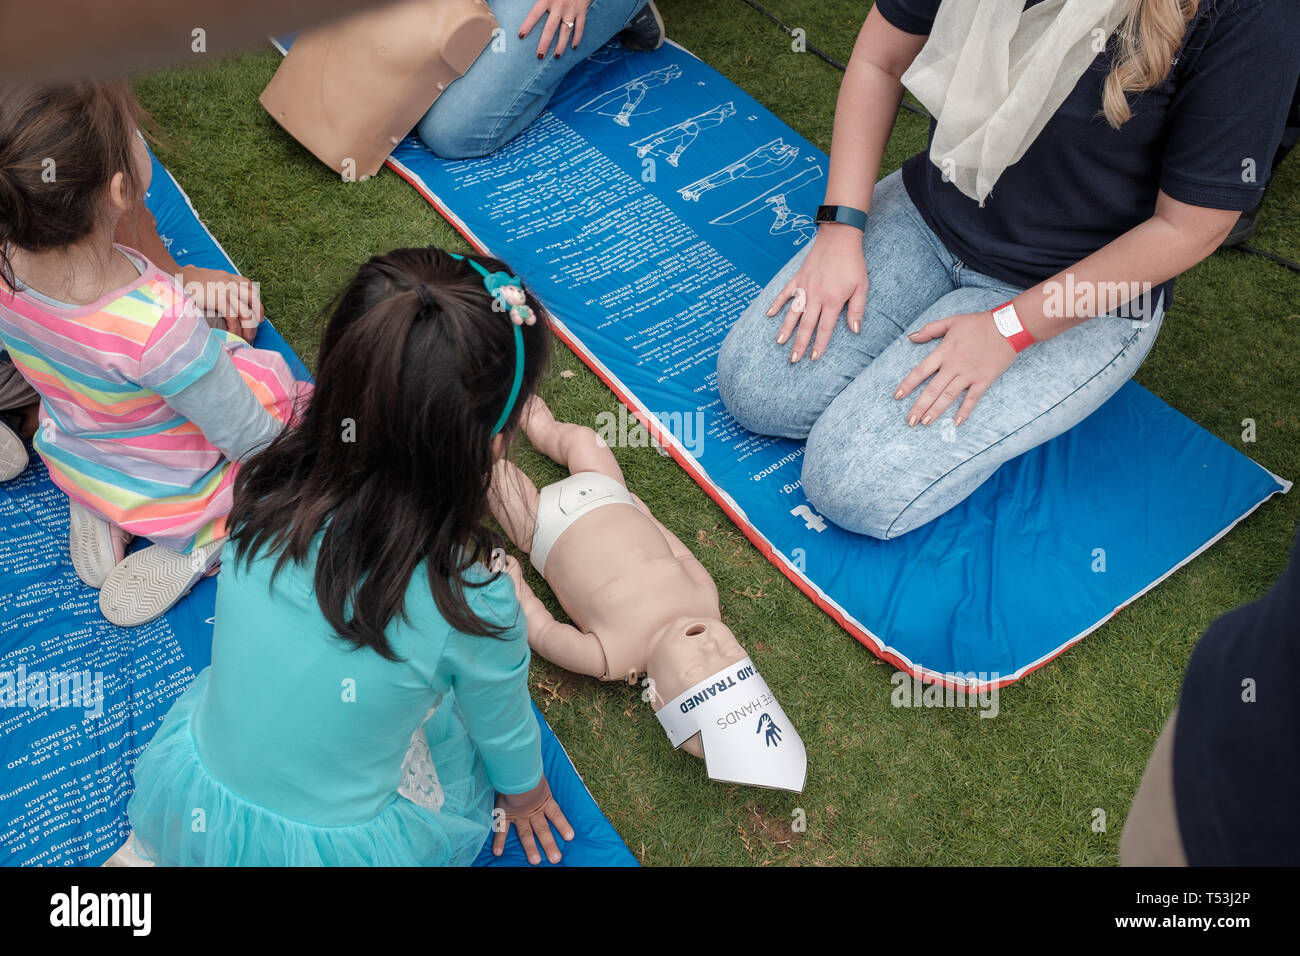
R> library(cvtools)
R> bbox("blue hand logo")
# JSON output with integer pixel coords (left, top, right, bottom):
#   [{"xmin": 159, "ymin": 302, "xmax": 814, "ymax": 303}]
[{"xmin": 756, "ymin": 713, "xmax": 782, "ymax": 747}]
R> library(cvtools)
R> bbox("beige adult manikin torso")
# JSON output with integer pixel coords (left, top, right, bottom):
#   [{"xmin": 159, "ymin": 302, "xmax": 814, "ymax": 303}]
[{"xmin": 259, "ymin": 0, "xmax": 497, "ymax": 179}]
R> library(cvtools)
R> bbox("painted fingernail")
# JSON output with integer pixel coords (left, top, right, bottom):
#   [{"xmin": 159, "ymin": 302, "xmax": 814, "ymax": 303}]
[
  {"xmin": 810, "ymin": 349, "xmax": 820, "ymax": 361},
  {"xmin": 851, "ymin": 320, "xmax": 861, "ymax": 333},
  {"xmin": 908, "ymin": 414, "xmax": 918, "ymax": 427},
  {"xmin": 790, "ymin": 350, "xmax": 799, "ymax": 363},
  {"xmin": 894, "ymin": 388, "xmax": 903, "ymax": 400},
  {"xmin": 776, "ymin": 332, "xmax": 788, "ymax": 345},
  {"xmin": 922, "ymin": 415, "xmax": 932, "ymax": 426},
  {"xmin": 954, "ymin": 416, "xmax": 965, "ymax": 426},
  {"xmin": 537, "ymin": 52, "xmax": 544, "ymax": 59}
]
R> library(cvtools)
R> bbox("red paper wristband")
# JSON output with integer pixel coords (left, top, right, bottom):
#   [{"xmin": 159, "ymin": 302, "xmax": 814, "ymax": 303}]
[{"xmin": 991, "ymin": 300, "xmax": 1035, "ymax": 352}]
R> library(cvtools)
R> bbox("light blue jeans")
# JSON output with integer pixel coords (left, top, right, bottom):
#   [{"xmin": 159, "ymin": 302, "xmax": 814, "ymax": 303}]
[
  {"xmin": 418, "ymin": 0, "xmax": 646, "ymax": 159},
  {"xmin": 716, "ymin": 170, "xmax": 1165, "ymax": 540}
]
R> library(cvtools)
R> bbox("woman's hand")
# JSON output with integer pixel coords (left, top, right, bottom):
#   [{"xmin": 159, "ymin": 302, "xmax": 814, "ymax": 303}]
[
  {"xmin": 766, "ymin": 224, "xmax": 867, "ymax": 363},
  {"xmin": 180, "ymin": 266, "xmax": 263, "ymax": 343},
  {"xmin": 895, "ymin": 311, "xmax": 1017, "ymax": 427},
  {"xmin": 520, "ymin": 0, "xmax": 592, "ymax": 59},
  {"xmin": 492, "ymin": 776, "xmax": 574, "ymax": 864}
]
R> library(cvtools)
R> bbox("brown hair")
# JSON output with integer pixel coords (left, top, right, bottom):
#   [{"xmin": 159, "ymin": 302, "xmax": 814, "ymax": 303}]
[
  {"xmin": 0, "ymin": 79, "xmax": 146, "ymax": 285},
  {"xmin": 1104, "ymin": 0, "xmax": 1201, "ymax": 128}
]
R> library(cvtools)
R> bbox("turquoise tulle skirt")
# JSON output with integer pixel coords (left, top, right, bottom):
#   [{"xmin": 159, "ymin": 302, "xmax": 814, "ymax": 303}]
[{"xmin": 125, "ymin": 669, "xmax": 494, "ymax": 866}]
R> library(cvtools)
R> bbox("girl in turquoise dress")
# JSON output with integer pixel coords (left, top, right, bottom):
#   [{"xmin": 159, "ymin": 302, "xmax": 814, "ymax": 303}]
[{"xmin": 126, "ymin": 246, "xmax": 572, "ymax": 866}]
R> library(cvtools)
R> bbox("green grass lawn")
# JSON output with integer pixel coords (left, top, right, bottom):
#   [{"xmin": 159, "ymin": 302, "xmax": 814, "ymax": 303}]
[{"xmin": 131, "ymin": 0, "xmax": 1299, "ymax": 866}]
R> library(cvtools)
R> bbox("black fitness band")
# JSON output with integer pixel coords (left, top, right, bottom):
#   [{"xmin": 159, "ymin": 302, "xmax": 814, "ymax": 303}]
[{"xmin": 815, "ymin": 204, "xmax": 869, "ymax": 232}]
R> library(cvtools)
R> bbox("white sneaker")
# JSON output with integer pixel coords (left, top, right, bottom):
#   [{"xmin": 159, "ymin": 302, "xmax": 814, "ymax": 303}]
[
  {"xmin": 99, "ymin": 538, "xmax": 224, "ymax": 628},
  {"xmin": 0, "ymin": 419, "xmax": 27, "ymax": 481},
  {"xmin": 69, "ymin": 501, "xmax": 132, "ymax": 589}
]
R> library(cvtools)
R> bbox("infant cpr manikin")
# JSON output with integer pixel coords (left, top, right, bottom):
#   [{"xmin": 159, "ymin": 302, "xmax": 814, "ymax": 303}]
[{"xmin": 490, "ymin": 398, "xmax": 805, "ymax": 792}]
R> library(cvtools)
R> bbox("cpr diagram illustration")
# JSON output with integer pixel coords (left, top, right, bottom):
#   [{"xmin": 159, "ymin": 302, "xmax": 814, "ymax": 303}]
[{"xmin": 579, "ymin": 52, "xmax": 825, "ymax": 245}]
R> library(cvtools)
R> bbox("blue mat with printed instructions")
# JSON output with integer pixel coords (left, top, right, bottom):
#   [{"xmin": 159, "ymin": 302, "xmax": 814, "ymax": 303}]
[
  {"xmin": 374, "ymin": 39, "xmax": 1289, "ymax": 690},
  {"xmin": 0, "ymin": 150, "xmax": 635, "ymax": 867}
]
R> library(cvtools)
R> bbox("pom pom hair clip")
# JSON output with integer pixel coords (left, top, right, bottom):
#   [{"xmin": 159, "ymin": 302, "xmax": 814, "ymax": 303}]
[{"xmin": 448, "ymin": 252, "xmax": 535, "ymax": 327}]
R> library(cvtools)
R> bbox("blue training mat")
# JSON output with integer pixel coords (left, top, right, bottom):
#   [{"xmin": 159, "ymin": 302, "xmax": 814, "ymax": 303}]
[
  {"xmin": 373, "ymin": 39, "xmax": 1288, "ymax": 691},
  {"xmin": 0, "ymin": 149, "xmax": 635, "ymax": 868}
]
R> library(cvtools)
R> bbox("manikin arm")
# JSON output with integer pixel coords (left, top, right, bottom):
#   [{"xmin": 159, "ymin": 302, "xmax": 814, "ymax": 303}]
[
  {"xmin": 501, "ymin": 556, "xmax": 609, "ymax": 680},
  {"xmin": 488, "ymin": 459, "xmax": 540, "ymax": 553}
]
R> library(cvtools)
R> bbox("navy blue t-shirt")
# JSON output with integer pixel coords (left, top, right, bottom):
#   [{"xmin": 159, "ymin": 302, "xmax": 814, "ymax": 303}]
[
  {"xmin": 1172, "ymin": 517, "xmax": 1300, "ymax": 865},
  {"xmin": 876, "ymin": 0, "xmax": 1300, "ymax": 300}
]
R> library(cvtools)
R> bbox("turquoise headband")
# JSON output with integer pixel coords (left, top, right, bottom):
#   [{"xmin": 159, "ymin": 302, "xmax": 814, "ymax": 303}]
[{"xmin": 446, "ymin": 253, "xmax": 530, "ymax": 436}]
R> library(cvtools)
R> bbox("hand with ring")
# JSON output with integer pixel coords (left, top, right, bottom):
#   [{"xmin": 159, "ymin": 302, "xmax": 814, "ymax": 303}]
[
  {"xmin": 520, "ymin": 0, "xmax": 592, "ymax": 59},
  {"xmin": 766, "ymin": 223, "xmax": 868, "ymax": 363}
]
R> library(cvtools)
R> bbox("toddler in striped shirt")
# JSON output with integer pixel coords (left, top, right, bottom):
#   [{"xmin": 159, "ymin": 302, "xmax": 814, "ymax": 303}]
[{"xmin": 0, "ymin": 80, "xmax": 309, "ymax": 626}]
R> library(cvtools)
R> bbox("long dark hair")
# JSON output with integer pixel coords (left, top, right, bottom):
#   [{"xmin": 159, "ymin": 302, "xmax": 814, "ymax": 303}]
[
  {"xmin": 228, "ymin": 247, "xmax": 550, "ymax": 659},
  {"xmin": 0, "ymin": 79, "xmax": 147, "ymax": 287}
]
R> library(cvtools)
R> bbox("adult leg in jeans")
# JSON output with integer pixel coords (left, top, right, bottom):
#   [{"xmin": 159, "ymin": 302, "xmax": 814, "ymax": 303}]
[
  {"xmin": 801, "ymin": 285, "xmax": 1164, "ymax": 539},
  {"xmin": 716, "ymin": 170, "xmax": 956, "ymax": 440},
  {"xmin": 418, "ymin": 0, "xmax": 646, "ymax": 159}
]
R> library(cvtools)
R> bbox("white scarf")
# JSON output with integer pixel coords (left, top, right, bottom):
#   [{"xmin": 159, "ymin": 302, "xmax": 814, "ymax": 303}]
[{"xmin": 901, "ymin": 0, "xmax": 1132, "ymax": 205}]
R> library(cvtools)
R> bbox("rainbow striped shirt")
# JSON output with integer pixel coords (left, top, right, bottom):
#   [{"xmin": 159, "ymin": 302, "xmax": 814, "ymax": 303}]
[{"xmin": 0, "ymin": 247, "xmax": 302, "ymax": 551}]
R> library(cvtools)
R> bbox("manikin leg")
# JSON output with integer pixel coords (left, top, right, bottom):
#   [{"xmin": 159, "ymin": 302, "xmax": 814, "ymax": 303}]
[{"xmin": 520, "ymin": 396, "xmax": 624, "ymax": 484}]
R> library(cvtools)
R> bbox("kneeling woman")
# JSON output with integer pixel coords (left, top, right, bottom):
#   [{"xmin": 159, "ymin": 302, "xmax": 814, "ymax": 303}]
[{"xmin": 717, "ymin": 0, "xmax": 1299, "ymax": 539}]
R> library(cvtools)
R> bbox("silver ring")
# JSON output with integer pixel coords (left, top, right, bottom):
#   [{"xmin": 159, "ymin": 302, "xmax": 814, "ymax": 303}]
[{"xmin": 563, "ymin": 19, "xmax": 574, "ymax": 28}]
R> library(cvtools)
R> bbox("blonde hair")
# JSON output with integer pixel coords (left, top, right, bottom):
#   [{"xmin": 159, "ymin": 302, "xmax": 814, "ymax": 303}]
[{"xmin": 1103, "ymin": 0, "xmax": 1200, "ymax": 127}]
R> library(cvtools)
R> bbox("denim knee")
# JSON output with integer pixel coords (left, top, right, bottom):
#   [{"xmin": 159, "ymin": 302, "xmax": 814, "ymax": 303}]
[
  {"xmin": 416, "ymin": 106, "xmax": 502, "ymax": 160},
  {"xmin": 717, "ymin": 319, "xmax": 811, "ymax": 439},
  {"xmin": 801, "ymin": 421, "xmax": 901, "ymax": 540},
  {"xmin": 716, "ymin": 325, "xmax": 765, "ymax": 433}
]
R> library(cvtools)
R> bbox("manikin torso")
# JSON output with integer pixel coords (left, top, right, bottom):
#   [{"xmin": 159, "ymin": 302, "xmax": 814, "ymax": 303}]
[{"xmin": 543, "ymin": 501, "xmax": 721, "ymax": 683}]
